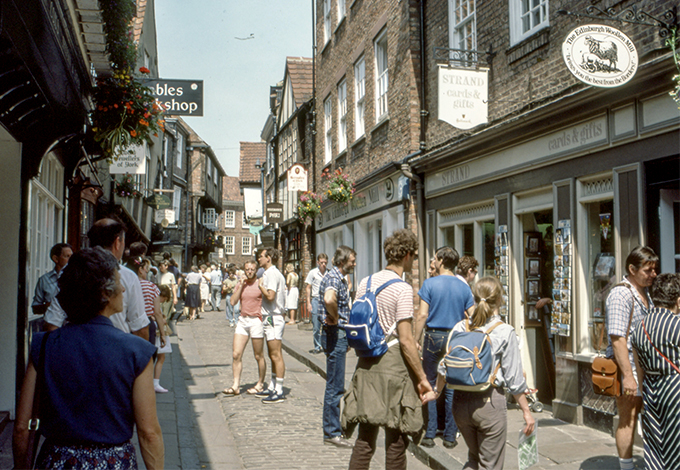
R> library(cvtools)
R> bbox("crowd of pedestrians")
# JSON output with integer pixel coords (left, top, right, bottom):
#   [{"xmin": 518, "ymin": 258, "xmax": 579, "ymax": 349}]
[{"xmin": 16, "ymin": 218, "xmax": 679, "ymax": 470}]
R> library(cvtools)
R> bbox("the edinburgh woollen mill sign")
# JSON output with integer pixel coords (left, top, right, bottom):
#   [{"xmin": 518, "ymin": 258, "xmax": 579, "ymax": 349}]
[
  {"xmin": 562, "ymin": 25, "xmax": 638, "ymax": 88},
  {"xmin": 438, "ymin": 66, "xmax": 489, "ymax": 130}
]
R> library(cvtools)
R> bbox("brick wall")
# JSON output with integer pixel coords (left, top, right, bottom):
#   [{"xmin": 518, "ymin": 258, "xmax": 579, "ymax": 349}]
[
  {"xmin": 422, "ymin": 0, "xmax": 673, "ymax": 152},
  {"xmin": 314, "ymin": 0, "xmax": 423, "ymax": 193}
]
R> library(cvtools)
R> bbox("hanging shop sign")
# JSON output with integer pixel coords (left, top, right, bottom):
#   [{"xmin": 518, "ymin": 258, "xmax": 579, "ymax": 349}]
[
  {"xmin": 145, "ymin": 193, "xmax": 172, "ymax": 210},
  {"xmin": 562, "ymin": 25, "xmax": 638, "ymax": 88},
  {"xmin": 143, "ymin": 79, "xmax": 204, "ymax": 116},
  {"xmin": 287, "ymin": 164, "xmax": 308, "ymax": 192},
  {"xmin": 109, "ymin": 145, "xmax": 146, "ymax": 174},
  {"xmin": 266, "ymin": 202, "xmax": 284, "ymax": 223},
  {"xmin": 154, "ymin": 209, "xmax": 176, "ymax": 226},
  {"xmin": 437, "ymin": 66, "xmax": 489, "ymax": 130}
]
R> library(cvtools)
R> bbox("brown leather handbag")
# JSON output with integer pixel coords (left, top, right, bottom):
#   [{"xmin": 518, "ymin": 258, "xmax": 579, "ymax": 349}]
[{"xmin": 591, "ymin": 284, "xmax": 634, "ymax": 397}]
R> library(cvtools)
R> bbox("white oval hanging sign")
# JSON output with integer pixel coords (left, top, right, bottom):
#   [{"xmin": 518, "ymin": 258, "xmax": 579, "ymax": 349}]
[{"xmin": 562, "ymin": 24, "xmax": 638, "ymax": 88}]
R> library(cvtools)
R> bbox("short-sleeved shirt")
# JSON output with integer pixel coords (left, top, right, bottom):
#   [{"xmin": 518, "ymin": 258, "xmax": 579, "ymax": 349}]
[
  {"xmin": 159, "ymin": 272, "xmax": 176, "ymax": 288},
  {"xmin": 32, "ymin": 269, "xmax": 60, "ymax": 308},
  {"xmin": 440, "ymin": 316, "xmax": 528, "ymax": 395},
  {"xmin": 319, "ymin": 266, "xmax": 352, "ymax": 325},
  {"xmin": 185, "ymin": 272, "xmax": 202, "ymax": 285},
  {"xmin": 354, "ymin": 270, "xmax": 414, "ymax": 337},
  {"xmin": 239, "ymin": 280, "xmax": 262, "ymax": 319},
  {"xmin": 210, "ymin": 269, "xmax": 223, "ymax": 286},
  {"xmin": 140, "ymin": 279, "xmax": 160, "ymax": 317},
  {"xmin": 45, "ymin": 265, "xmax": 149, "ymax": 334},
  {"xmin": 305, "ymin": 267, "xmax": 326, "ymax": 298},
  {"xmin": 261, "ymin": 266, "xmax": 286, "ymax": 316},
  {"xmin": 605, "ymin": 277, "xmax": 653, "ymax": 359},
  {"xmin": 418, "ymin": 275, "xmax": 474, "ymax": 329},
  {"xmin": 32, "ymin": 316, "xmax": 156, "ymax": 444}
]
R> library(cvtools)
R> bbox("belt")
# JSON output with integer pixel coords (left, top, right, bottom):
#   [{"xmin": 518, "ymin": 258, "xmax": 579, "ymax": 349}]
[{"xmin": 425, "ymin": 327, "xmax": 451, "ymax": 333}]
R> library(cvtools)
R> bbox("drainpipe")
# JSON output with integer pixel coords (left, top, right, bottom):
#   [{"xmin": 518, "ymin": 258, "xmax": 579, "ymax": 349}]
[
  {"xmin": 399, "ymin": 152, "xmax": 425, "ymax": 286},
  {"xmin": 419, "ymin": 0, "xmax": 428, "ymax": 151}
]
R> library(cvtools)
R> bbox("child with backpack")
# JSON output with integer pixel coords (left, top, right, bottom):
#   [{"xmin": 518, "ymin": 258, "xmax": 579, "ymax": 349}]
[{"xmin": 434, "ymin": 276, "xmax": 535, "ymax": 470}]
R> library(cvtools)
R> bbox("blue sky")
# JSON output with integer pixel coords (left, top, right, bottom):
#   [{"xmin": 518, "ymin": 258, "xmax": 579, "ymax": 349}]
[{"xmin": 155, "ymin": 1, "xmax": 313, "ymax": 177}]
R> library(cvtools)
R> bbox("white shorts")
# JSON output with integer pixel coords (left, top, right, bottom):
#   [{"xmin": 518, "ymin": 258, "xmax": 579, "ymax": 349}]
[
  {"xmin": 263, "ymin": 315, "xmax": 285, "ymax": 341},
  {"xmin": 235, "ymin": 315, "xmax": 264, "ymax": 339}
]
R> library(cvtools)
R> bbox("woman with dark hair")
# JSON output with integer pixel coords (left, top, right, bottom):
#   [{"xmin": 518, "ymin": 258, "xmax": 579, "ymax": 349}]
[
  {"xmin": 631, "ymin": 273, "xmax": 680, "ymax": 470},
  {"xmin": 126, "ymin": 256, "xmax": 170, "ymax": 394},
  {"xmin": 13, "ymin": 247, "xmax": 163, "ymax": 469},
  {"xmin": 605, "ymin": 246, "xmax": 658, "ymax": 470},
  {"xmin": 435, "ymin": 276, "xmax": 535, "ymax": 469}
]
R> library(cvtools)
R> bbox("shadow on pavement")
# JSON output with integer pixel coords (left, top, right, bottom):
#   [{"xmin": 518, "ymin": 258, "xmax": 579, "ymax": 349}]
[{"xmin": 579, "ymin": 455, "xmax": 644, "ymax": 469}]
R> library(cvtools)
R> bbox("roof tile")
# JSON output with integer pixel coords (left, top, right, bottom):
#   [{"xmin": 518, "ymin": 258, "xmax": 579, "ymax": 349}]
[{"xmin": 239, "ymin": 142, "xmax": 266, "ymax": 183}]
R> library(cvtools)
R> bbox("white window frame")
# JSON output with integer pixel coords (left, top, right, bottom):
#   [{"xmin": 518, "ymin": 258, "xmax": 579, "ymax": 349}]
[
  {"xmin": 337, "ymin": 79, "xmax": 348, "ymax": 153},
  {"xmin": 449, "ymin": 0, "xmax": 477, "ymax": 52},
  {"xmin": 172, "ymin": 186, "xmax": 181, "ymax": 225},
  {"xmin": 338, "ymin": 0, "xmax": 346, "ymax": 24},
  {"xmin": 374, "ymin": 29, "xmax": 389, "ymax": 121},
  {"xmin": 323, "ymin": 0, "xmax": 332, "ymax": 45},
  {"xmin": 354, "ymin": 57, "xmax": 366, "ymax": 139},
  {"xmin": 242, "ymin": 212, "xmax": 249, "ymax": 229},
  {"xmin": 242, "ymin": 236, "xmax": 252, "ymax": 255},
  {"xmin": 202, "ymin": 208, "xmax": 217, "ymax": 228},
  {"xmin": 509, "ymin": 0, "xmax": 549, "ymax": 45},
  {"xmin": 176, "ymin": 132, "xmax": 184, "ymax": 170},
  {"xmin": 324, "ymin": 96, "xmax": 333, "ymax": 164},
  {"xmin": 224, "ymin": 210, "xmax": 235, "ymax": 228},
  {"xmin": 225, "ymin": 235, "xmax": 235, "ymax": 255}
]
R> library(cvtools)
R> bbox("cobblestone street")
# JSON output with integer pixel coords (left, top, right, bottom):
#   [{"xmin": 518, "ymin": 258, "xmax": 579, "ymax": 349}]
[{"xmin": 161, "ymin": 307, "xmax": 429, "ymax": 470}]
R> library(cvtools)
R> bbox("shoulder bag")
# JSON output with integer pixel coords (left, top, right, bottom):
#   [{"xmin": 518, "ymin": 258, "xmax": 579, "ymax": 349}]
[{"xmin": 592, "ymin": 283, "xmax": 634, "ymax": 397}]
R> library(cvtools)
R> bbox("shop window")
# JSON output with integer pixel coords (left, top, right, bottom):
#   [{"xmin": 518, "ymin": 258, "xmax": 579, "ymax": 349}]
[
  {"xmin": 482, "ymin": 221, "xmax": 495, "ymax": 277},
  {"xmin": 585, "ymin": 199, "xmax": 615, "ymax": 354},
  {"xmin": 462, "ymin": 223, "xmax": 474, "ymax": 256}
]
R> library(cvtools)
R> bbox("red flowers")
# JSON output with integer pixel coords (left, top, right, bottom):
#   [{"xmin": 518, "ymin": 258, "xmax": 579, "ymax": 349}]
[{"xmin": 139, "ymin": 66, "xmax": 150, "ymax": 74}]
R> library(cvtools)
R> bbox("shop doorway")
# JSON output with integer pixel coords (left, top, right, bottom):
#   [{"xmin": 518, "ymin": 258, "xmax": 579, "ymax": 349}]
[
  {"xmin": 519, "ymin": 209, "xmax": 556, "ymax": 404},
  {"xmin": 659, "ymin": 189, "xmax": 680, "ymax": 273}
]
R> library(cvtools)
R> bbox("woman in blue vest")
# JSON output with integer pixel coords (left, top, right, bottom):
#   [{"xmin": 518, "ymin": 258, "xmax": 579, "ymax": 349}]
[{"xmin": 13, "ymin": 247, "xmax": 164, "ymax": 469}]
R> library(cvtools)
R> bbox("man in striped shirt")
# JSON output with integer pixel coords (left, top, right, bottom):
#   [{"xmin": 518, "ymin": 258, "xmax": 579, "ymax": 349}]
[{"xmin": 319, "ymin": 246, "xmax": 356, "ymax": 448}]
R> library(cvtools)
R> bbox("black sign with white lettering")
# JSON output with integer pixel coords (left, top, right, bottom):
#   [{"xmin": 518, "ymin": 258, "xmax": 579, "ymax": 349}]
[{"xmin": 142, "ymin": 79, "xmax": 204, "ymax": 116}]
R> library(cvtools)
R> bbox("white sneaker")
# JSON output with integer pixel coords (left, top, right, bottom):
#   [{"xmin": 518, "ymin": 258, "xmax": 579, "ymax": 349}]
[{"xmin": 154, "ymin": 384, "xmax": 168, "ymax": 393}]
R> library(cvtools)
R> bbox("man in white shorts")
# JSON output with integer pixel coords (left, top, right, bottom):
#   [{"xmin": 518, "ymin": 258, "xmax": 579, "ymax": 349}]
[
  {"xmin": 256, "ymin": 247, "xmax": 288, "ymax": 403},
  {"xmin": 222, "ymin": 260, "xmax": 266, "ymax": 396}
]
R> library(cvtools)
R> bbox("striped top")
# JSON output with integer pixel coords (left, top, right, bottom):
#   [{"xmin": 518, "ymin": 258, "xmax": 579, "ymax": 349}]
[
  {"xmin": 354, "ymin": 269, "xmax": 413, "ymax": 338},
  {"xmin": 140, "ymin": 279, "xmax": 160, "ymax": 317}
]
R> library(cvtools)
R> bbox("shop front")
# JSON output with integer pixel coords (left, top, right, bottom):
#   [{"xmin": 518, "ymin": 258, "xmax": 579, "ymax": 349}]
[
  {"xmin": 315, "ymin": 170, "xmax": 410, "ymax": 288},
  {"xmin": 419, "ymin": 91, "xmax": 679, "ymax": 430}
]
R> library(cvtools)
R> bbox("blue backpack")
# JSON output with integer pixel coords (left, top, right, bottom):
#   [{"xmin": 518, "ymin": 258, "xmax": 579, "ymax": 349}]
[
  {"xmin": 344, "ymin": 275, "xmax": 405, "ymax": 357},
  {"xmin": 444, "ymin": 320, "xmax": 503, "ymax": 391}
]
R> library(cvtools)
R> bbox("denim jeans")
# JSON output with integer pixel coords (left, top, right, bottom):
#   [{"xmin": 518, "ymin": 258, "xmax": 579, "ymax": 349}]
[
  {"xmin": 311, "ymin": 297, "xmax": 322, "ymax": 351},
  {"xmin": 422, "ymin": 329, "xmax": 458, "ymax": 441},
  {"xmin": 210, "ymin": 285, "xmax": 222, "ymax": 311},
  {"xmin": 224, "ymin": 294, "xmax": 238, "ymax": 324},
  {"xmin": 321, "ymin": 325, "xmax": 347, "ymax": 439}
]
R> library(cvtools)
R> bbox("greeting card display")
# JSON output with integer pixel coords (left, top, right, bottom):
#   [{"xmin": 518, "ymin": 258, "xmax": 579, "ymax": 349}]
[{"xmin": 551, "ymin": 220, "xmax": 572, "ymax": 337}]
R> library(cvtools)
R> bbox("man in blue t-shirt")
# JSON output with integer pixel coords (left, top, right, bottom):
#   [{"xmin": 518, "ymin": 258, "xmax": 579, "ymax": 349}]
[{"xmin": 414, "ymin": 246, "xmax": 475, "ymax": 449}]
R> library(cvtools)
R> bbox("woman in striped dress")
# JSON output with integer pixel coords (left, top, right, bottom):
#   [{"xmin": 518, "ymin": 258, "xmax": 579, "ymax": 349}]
[{"xmin": 632, "ymin": 273, "xmax": 680, "ymax": 470}]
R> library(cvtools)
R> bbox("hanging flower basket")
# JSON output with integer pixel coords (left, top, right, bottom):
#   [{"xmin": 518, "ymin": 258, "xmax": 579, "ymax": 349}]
[
  {"xmin": 114, "ymin": 173, "xmax": 142, "ymax": 198},
  {"xmin": 297, "ymin": 191, "xmax": 322, "ymax": 226},
  {"xmin": 322, "ymin": 168, "xmax": 355, "ymax": 204},
  {"xmin": 92, "ymin": 67, "xmax": 165, "ymax": 159}
]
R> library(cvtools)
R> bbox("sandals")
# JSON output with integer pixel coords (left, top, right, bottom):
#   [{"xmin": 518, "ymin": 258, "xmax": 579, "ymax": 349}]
[
  {"xmin": 222, "ymin": 387, "xmax": 240, "ymax": 396},
  {"xmin": 246, "ymin": 386, "xmax": 264, "ymax": 395}
]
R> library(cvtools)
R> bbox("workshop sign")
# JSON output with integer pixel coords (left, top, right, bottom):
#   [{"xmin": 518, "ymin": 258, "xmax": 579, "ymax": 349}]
[
  {"xmin": 562, "ymin": 25, "xmax": 638, "ymax": 88},
  {"xmin": 143, "ymin": 79, "xmax": 204, "ymax": 116},
  {"xmin": 438, "ymin": 66, "xmax": 488, "ymax": 130}
]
